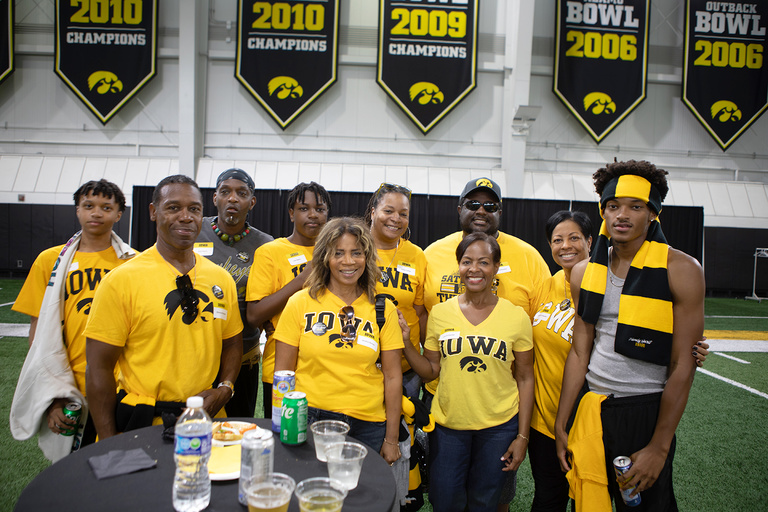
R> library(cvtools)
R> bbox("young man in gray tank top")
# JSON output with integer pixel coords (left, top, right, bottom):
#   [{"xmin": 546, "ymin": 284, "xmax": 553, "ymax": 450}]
[{"xmin": 554, "ymin": 160, "xmax": 705, "ymax": 511}]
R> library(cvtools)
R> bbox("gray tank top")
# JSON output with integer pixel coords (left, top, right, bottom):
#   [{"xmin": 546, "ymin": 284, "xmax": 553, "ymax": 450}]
[{"xmin": 585, "ymin": 264, "xmax": 667, "ymax": 397}]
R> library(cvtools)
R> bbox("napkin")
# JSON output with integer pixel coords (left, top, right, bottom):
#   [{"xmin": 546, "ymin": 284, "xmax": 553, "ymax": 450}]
[{"xmin": 88, "ymin": 448, "xmax": 157, "ymax": 480}]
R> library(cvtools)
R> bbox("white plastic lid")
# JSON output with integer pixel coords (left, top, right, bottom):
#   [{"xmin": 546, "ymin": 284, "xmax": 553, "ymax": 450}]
[{"xmin": 186, "ymin": 396, "xmax": 204, "ymax": 408}]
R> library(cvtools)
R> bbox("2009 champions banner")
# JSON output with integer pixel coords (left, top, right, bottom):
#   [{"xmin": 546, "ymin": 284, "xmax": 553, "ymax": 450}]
[
  {"xmin": 554, "ymin": 0, "xmax": 649, "ymax": 143},
  {"xmin": 55, "ymin": 0, "xmax": 157, "ymax": 124},
  {"xmin": 236, "ymin": 0, "xmax": 340, "ymax": 130},
  {"xmin": 377, "ymin": 0, "xmax": 478, "ymax": 134},
  {"xmin": 683, "ymin": 0, "xmax": 768, "ymax": 150},
  {"xmin": 0, "ymin": 0, "xmax": 12, "ymax": 86}
]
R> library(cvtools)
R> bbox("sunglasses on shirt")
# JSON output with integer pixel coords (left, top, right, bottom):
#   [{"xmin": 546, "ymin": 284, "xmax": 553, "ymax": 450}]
[
  {"xmin": 338, "ymin": 305, "xmax": 357, "ymax": 342},
  {"xmin": 463, "ymin": 200, "xmax": 500, "ymax": 213},
  {"xmin": 176, "ymin": 274, "xmax": 199, "ymax": 320}
]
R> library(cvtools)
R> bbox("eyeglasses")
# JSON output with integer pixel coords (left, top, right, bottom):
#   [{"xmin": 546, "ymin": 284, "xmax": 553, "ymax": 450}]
[
  {"xmin": 176, "ymin": 274, "xmax": 199, "ymax": 320},
  {"xmin": 463, "ymin": 200, "xmax": 500, "ymax": 213},
  {"xmin": 376, "ymin": 182, "xmax": 412, "ymax": 199},
  {"xmin": 338, "ymin": 306, "xmax": 356, "ymax": 342}
]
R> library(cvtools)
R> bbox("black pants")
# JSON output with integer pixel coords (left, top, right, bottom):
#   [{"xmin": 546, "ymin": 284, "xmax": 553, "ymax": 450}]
[
  {"xmin": 600, "ymin": 392, "xmax": 677, "ymax": 512},
  {"xmin": 224, "ymin": 362, "xmax": 260, "ymax": 418},
  {"xmin": 262, "ymin": 381, "xmax": 272, "ymax": 419},
  {"xmin": 529, "ymin": 428, "xmax": 571, "ymax": 512}
]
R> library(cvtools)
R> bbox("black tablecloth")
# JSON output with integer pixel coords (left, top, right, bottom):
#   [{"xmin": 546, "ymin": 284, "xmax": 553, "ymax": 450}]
[{"xmin": 15, "ymin": 418, "xmax": 396, "ymax": 512}]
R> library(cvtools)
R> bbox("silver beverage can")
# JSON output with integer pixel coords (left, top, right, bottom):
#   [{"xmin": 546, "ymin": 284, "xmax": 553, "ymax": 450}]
[
  {"xmin": 238, "ymin": 427, "xmax": 275, "ymax": 506},
  {"xmin": 613, "ymin": 455, "xmax": 641, "ymax": 507}
]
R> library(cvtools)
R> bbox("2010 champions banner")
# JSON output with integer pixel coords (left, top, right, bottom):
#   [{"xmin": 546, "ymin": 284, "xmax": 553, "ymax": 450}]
[
  {"xmin": 377, "ymin": 0, "xmax": 479, "ymax": 134},
  {"xmin": 683, "ymin": 0, "xmax": 768, "ymax": 151},
  {"xmin": 55, "ymin": 0, "xmax": 157, "ymax": 124},
  {"xmin": 1, "ymin": 0, "xmax": 14, "ymax": 86},
  {"xmin": 236, "ymin": 0, "xmax": 340, "ymax": 130},
  {"xmin": 553, "ymin": 0, "xmax": 649, "ymax": 143}
]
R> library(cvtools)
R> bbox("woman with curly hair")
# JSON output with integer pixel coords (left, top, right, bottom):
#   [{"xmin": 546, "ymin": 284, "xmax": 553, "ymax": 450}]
[{"xmin": 273, "ymin": 217, "xmax": 404, "ymax": 465}]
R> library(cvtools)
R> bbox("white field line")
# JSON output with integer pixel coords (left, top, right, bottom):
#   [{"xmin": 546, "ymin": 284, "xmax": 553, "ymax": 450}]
[
  {"xmin": 0, "ymin": 302, "xmax": 14, "ymax": 307},
  {"xmin": 713, "ymin": 352, "xmax": 751, "ymax": 364},
  {"xmin": 705, "ymin": 315, "xmax": 768, "ymax": 319},
  {"xmin": 697, "ymin": 368, "xmax": 768, "ymax": 400}
]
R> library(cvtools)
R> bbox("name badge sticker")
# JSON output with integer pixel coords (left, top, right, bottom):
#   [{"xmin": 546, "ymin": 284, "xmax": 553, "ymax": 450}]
[
  {"xmin": 439, "ymin": 330, "xmax": 461, "ymax": 341},
  {"xmin": 213, "ymin": 307, "xmax": 228, "ymax": 320},
  {"xmin": 288, "ymin": 253, "xmax": 308, "ymax": 266},
  {"xmin": 497, "ymin": 263, "xmax": 511, "ymax": 274},
  {"xmin": 194, "ymin": 242, "xmax": 214, "ymax": 257},
  {"xmin": 357, "ymin": 334, "xmax": 379, "ymax": 352},
  {"xmin": 396, "ymin": 262, "xmax": 416, "ymax": 276}
]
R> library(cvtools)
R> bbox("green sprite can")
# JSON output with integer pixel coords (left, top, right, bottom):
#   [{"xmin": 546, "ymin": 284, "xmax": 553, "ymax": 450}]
[
  {"xmin": 280, "ymin": 391, "xmax": 308, "ymax": 445},
  {"xmin": 60, "ymin": 402, "xmax": 81, "ymax": 437}
]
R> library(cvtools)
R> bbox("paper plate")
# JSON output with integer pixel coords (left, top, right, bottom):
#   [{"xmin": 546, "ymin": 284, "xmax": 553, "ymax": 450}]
[{"xmin": 209, "ymin": 445, "xmax": 241, "ymax": 481}]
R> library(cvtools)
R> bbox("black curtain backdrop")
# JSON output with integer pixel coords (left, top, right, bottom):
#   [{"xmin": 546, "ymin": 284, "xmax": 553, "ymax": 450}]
[{"xmin": 131, "ymin": 186, "xmax": 704, "ymax": 278}]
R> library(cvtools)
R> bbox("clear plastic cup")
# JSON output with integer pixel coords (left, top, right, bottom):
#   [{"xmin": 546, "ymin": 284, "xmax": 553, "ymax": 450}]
[
  {"xmin": 295, "ymin": 477, "xmax": 348, "ymax": 512},
  {"xmin": 246, "ymin": 472, "xmax": 296, "ymax": 512},
  {"xmin": 310, "ymin": 420, "xmax": 350, "ymax": 462},
  {"xmin": 325, "ymin": 441, "xmax": 368, "ymax": 491}
]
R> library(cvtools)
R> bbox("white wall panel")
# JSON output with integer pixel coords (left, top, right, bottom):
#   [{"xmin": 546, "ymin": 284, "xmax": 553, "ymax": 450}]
[
  {"xmin": 707, "ymin": 183, "xmax": 734, "ymax": 217},
  {"xmin": 320, "ymin": 164, "xmax": 343, "ymax": 192},
  {"xmin": 123, "ymin": 159, "xmax": 151, "ymax": 207},
  {"xmin": 102, "ymin": 159, "xmax": 128, "ymax": 190},
  {"xmin": 449, "ymin": 169, "xmax": 473, "ymax": 196},
  {"xmin": 83, "ymin": 159, "xmax": 108, "ymax": 183},
  {"xmin": 746, "ymin": 185, "xmax": 768, "ymax": 218},
  {"xmin": 59, "ymin": 159, "xmax": 86, "ymax": 193},
  {"xmin": 407, "ymin": 167, "xmax": 430, "ymax": 195},
  {"xmin": 37, "ymin": 158, "xmax": 65, "ymax": 193},
  {"xmin": 146, "ymin": 159, "xmax": 174, "ymax": 187},
  {"xmin": 429, "ymin": 169, "xmax": 451, "ymax": 196},
  {"xmin": 727, "ymin": 184, "xmax": 754, "ymax": 218},
  {"xmin": 688, "ymin": 182, "xmax": 714, "ymax": 216},
  {"xmin": 384, "ymin": 167, "xmax": 408, "ymax": 189},
  {"xmin": 14, "ymin": 157, "xmax": 42, "ymax": 192},
  {"xmin": 341, "ymin": 165, "xmax": 365, "ymax": 193},
  {"xmin": 255, "ymin": 162, "xmax": 278, "ymax": 190},
  {"xmin": 298, "ymin": 163, "xmax": 322, "ymax": 185},
  {"xmin": 275, "ymin": 163, "xmax": 300, "ymax": 190}
]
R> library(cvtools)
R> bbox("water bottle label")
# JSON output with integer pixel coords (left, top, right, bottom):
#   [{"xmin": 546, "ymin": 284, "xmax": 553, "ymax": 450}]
[{"xmin": 175, "ymin": 433, "xmax": 212, "ymax": 455}]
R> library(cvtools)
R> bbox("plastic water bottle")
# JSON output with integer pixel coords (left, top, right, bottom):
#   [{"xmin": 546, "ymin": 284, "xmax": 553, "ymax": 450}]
[{"xmin": 173, "ymin": 396, "xmax": 212, "ymax": 512}]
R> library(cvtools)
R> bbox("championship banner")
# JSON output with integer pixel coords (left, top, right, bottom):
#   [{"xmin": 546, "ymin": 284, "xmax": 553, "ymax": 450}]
[
  {"xmin": 683, "ymin": 0, "xmax": 768, "ymax": 151},
  {"xmin": 377, "ymin": 0, "xmax": 479, "ymax": 134},
  {"xmin": 0, "ymin": 0, "xmax": 13, "ymax": 85},
  {"xmin": 236, "ymin": 0, "xmax": 340, "ymax": 130},
  {"xmin": 553, "ymin": 0, "xmax": 649, "ymax": 143},
  {"xmin": 54, "ymin": 0, "xmax": 157, "ymax": 124}
]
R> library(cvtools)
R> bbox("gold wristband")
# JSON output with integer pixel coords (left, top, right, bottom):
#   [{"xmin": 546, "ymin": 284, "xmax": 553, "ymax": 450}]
[
  {"xmin": 517, "ymin": 433, "xmax": 529, "ymax": 442},
  {"xmin": 383, "ymin": 438, "xmax": 399, "ymax": 446},
  {"xmin": 217, "ymin": 380, "xmax": 235, "ymax": 399}
]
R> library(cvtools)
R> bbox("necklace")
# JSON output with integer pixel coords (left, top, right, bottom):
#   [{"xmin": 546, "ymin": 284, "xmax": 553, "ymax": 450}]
[
  {"xmin": 559, "ymin": 272, "xmax": 571, "ymax": 311},
  {"xmin": 608, "ymin": 249, "xmax": 624, "ymax": 287},
  {"xmin": 212, "ymin": 217, "xmax": 250, "ymax": 246},
  {"xmin": 379, "ymin": 239, "xmax": 400, "ymax": 284}
]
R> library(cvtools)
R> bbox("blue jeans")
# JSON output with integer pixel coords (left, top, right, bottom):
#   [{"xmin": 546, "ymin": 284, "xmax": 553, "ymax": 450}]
[
  {"xmin": 307, "ymin": 407, "xmax": 386, "ymax": 453},
  {"xmin": 429, "ymin": 415, "xmax": 519, "ymax": 512}
]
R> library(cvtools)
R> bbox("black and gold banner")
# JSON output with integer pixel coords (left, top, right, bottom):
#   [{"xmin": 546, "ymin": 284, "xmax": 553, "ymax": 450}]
[
  {"xmin": 553, "ymin": 0, "xmax": 649, "ymax": 143},
  {"xmin": 236, "ymin": 0, "xmax": 340, "ymax": 130},
  {"xmin": 683, "ymin": 0, "xmax": 768, "ymax": 151},
  {"xmin": 377, "ymin": 0, "xmax": 478, "ymax": 134},
  {"xmin": 54, "ymin": 0, "xmax": 157, "ymax": 124},
  {"xmin": 0, "ymin": 0, "xmax": 13, "ymax": 85}
]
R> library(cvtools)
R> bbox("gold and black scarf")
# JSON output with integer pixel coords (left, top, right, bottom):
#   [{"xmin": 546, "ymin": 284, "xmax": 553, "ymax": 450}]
[{"xmin": 578, "ymin": 175, "xmax": 673, "ymax": 366}]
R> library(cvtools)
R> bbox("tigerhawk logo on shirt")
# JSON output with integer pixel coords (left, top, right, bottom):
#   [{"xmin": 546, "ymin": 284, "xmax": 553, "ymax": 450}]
[{"xmin": 163, "ymin": 288, "xmax": 212, "ymax": 325}]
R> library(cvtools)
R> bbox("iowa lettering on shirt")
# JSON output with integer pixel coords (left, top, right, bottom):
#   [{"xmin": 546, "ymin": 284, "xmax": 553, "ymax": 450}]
[
  {"xmin": 379, "ymin": 266, "xmax": 414, "ymax": 292},
  {"xmin": 64, "ymin": 267, "xmax": 111, "ymax": 302},
  {"xmin": 532, "ymin": 302, "xmax": 575, "ymax": 343},
  {"xmin": 440, "ymin": 335, "xmax": 508, "ymax": 362},
  {"xmin": 303, "ymin": 311, "xmax": 375, "ymax": 334}
]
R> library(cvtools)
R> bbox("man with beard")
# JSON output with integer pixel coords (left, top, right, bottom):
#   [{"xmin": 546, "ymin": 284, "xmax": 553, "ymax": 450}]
[
  {"xmin": 422, "ymin": 177, "xmax": 550, "ymax": 510},
  {"xmin": 85, "ymin": 175, "xmax": 243, "ymax": 438},
  {"xmin": 247, "ymin": 182, "xmax": 331, "ymax": 418},
  {"xmin": 195, "ymin": 169, "xmax": 272, "ymax": 417}
]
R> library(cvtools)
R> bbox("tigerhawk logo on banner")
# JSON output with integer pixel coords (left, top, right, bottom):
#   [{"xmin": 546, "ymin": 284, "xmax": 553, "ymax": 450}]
[
  {"xmin": 682, "ymin": 0, "xmax": 768, "ymax": 151},
  {"xmin": 0, "ymin": 0, "xmax": 13, "ymax": 86},
  {"xmin": 553, "ymin": 0, "xmax": 650, "ymax": 143},
  {"xmin": 236, "ymin": 0, "xmax": 340, "ymax": 130},
  {"xmin": 54, "ymin": 0, "xmax": 157, "ymax": 124},
  {"xmin": 377, "ymin": 0, "xmax": 479, "ymax": 134}
]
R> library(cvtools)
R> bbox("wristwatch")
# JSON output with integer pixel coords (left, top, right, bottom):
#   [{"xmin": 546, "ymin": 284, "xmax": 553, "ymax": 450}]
[{"xmin": 217, "ymin": 380, "xmax": 235, "ymax": 399}]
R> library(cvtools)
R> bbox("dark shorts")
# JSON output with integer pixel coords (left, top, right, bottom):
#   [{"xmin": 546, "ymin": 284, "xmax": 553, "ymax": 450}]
[{"xmin": 600, "ymin": 391, "xmax": 677, "ymax": 512}]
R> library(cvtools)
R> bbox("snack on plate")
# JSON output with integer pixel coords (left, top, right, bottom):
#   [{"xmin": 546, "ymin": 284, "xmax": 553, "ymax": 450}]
[{"xmin": 212, "ymin": 421, "xmax": 259, "ymax": 442}]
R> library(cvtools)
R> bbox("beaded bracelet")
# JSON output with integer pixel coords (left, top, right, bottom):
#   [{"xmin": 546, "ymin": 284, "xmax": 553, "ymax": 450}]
[
  {"xmin": 383, "ymin": 438, "xmax": 399, "ymax": 446},
  {"xmin": 517, "ymin": 434, "xmax": 529, "ymax": 442}
]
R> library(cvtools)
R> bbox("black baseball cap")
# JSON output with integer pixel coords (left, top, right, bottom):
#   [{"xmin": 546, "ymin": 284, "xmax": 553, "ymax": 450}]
[
  {"xmin": 460, "ymin": 177, "xmax": 502, "ymax": 202},
  {"xmin": 216, "ymin": 168, "xmax": 255, "ymax": 192}
]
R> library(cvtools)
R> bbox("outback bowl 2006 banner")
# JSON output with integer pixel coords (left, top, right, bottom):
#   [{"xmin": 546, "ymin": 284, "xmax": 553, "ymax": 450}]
[
  {"xmin": 683, "ymin": 0, "xmax": 768, "ymax": 151},
  {"xmin": 553, "ymin": 0, "xmax": 649, "ymax": 143},
  {"xmin": 377, "ymin": 0, "xmax": 479, "ymax": 134},
  {"xmin": 55, "ymin": 0, "xmax": 157, "ymax": 124},
  {"xmin": 1, "ymin": 0, "xmax": 13, "ymax": 86},
  {"xmin": 236, "ymin": 0, "xmax": 340, "ymax": 130}
]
